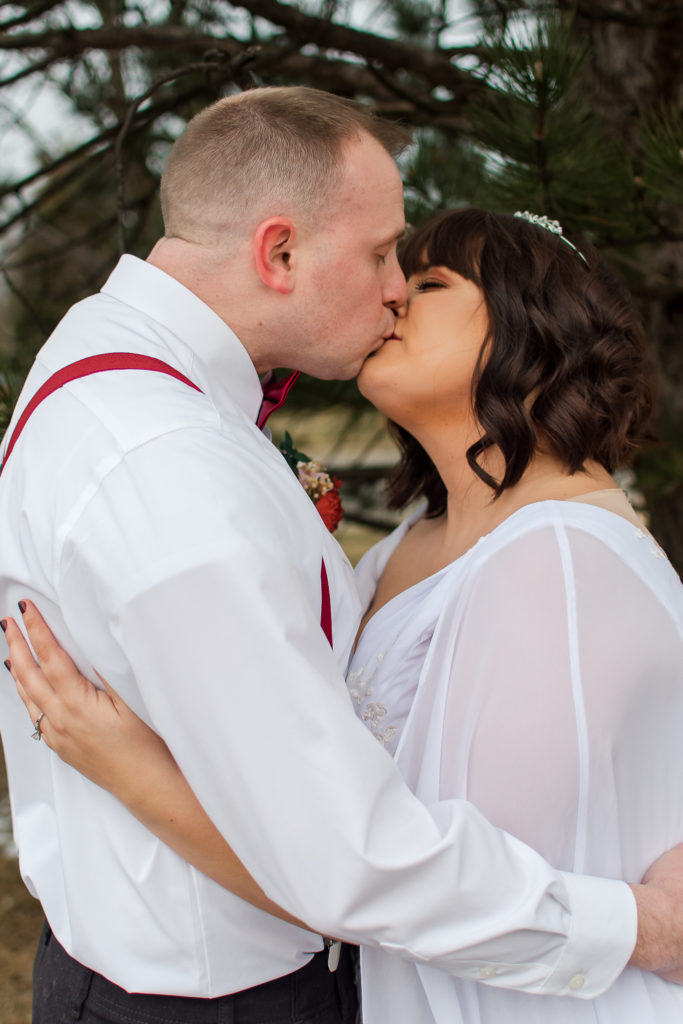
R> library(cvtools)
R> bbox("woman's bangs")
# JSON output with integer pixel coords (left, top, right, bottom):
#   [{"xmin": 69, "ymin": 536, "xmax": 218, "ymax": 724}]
[{"xmin": 399, "ymin": 210, "xmax": 484, "ymax": 285}]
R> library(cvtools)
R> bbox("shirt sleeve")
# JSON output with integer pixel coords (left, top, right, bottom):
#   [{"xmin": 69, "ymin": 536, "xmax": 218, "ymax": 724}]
[{"xmin": 57, "ymin": 436, "xmax": 637, "ymax": 996}]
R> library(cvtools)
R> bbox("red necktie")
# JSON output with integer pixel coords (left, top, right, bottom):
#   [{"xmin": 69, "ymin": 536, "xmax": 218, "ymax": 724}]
[{"xmin": 257, "ymin": 371, "xmax": 300, "ymax": 429}]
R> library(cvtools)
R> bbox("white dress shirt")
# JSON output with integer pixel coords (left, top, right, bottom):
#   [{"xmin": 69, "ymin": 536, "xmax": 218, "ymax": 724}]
[
  {"xmin": 0, "ymin": 255, "xmax": 637, "ymax": 997},
  {"xmin": 352, "ymin": 501, "xmax": 683, "ymax": 1021}
]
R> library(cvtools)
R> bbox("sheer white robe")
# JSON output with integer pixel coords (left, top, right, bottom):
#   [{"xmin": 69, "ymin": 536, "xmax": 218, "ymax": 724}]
[{"xmin": 350, "ymin": 499, "xmax": 683, "ymax": 1022}]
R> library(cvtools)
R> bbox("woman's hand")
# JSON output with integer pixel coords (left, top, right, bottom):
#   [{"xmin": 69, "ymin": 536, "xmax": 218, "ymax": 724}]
[
  {"xmin": 2, "ymin": 601, "xmax": 170, "ymax": 799},
  {"xmin": 1, "ymin": 601, "xmax": 309, "ymax": 929}
]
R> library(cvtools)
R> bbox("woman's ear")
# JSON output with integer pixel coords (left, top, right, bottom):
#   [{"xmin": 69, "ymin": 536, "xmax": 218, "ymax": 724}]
[{"xmin": 253, "ymin": 218, "xmax": 296, "ymax": 294}]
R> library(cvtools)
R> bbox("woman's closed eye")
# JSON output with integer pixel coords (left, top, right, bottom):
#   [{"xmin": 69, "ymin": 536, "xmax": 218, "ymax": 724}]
[{"xmin": 413, "ymin": 278, "xmax": 447, "ymax": 292}]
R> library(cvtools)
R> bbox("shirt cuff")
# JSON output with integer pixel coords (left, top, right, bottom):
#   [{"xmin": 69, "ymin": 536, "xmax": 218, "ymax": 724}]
[{"xmin": 540, "ymin": 873, "xmax": 638, "ymax": 998}]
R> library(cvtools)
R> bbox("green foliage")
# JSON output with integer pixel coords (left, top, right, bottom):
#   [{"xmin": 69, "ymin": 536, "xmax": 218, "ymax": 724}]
[
  {"xmin": 639, "ymin": 105, "xmax": 683, "ymax": 208},
  {"xmin": 278, "ymin": 430, "xmax": 312, "ymax": 472},
  {"xmin": 402, "ymin": 133, "xmax": 491, "ymax": 225},
  {"xmin": 460, "ymin": 16, "xmax": 636, "ymax": 231},
  {"xmin": 635, "ymin": 420, "xmax": 683, "ymax": 504}
]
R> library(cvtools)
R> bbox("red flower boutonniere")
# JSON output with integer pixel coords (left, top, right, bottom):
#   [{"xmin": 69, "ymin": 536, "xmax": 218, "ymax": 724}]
[{"xmin": 279, "ymin": 432, "xmax": 344, "ymax": 533}]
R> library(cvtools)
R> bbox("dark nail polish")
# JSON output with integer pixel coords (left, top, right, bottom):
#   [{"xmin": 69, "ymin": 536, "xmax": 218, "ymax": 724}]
[
  {"xmin": 0, "ymin": 620, "xmax": 6, "ymax": 633},
  {"xmin": 18, "ymin": 601, "xmax": 26, "ymax": 615},
  {"xmin": 3, "ymin": 659, "xmax": 10, "ymax": 672}
]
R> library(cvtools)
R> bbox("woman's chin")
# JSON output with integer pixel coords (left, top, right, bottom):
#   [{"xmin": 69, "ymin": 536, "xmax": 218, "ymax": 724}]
[
  {"xmin": 357, "ymin": 384, "xmax": 399, "ymax": 425},
  {"xmin": 357, "ymin": 360, "xmax": 384, "ymax": 404}
]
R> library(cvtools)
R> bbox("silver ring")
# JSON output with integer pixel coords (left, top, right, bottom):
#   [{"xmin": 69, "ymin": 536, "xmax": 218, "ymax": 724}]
[{"xmin": 31, "ymin": 712, "xmax": 45, "ymax": 741}]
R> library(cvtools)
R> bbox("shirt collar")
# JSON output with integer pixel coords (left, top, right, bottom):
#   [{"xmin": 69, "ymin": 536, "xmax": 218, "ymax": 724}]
[{"xmin": 101, "ymin": 255, "xmax": 264, "ymax": 424}]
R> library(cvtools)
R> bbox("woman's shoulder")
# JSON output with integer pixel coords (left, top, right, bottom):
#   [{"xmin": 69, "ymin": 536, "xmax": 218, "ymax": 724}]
[
  {"xmin": 476, "ymin": 497, "xmax": 651, "ymax": 554},
  {"xmin": 464, "ymin": 499, "xmax": 682, "ymax": 616}
]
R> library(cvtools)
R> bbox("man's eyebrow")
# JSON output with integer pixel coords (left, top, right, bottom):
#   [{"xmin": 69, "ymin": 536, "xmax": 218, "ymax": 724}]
[{"xmin": 378, "ymin": 227, "xmax": 407, "ymax": 247}]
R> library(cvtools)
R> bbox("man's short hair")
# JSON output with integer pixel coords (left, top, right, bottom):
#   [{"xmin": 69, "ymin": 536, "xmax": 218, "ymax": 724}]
[{"xmin": 160, "ymin": 86, "xmax": 410, "ymax": 246}]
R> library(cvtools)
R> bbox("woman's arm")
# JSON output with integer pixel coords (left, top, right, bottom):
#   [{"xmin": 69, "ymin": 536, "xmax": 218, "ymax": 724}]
[
  {"xmin": 431, "ymin": 523, "xmax": 683, "ymax": 980},
  {"xmin": 1, "ymin": 602, "xmax": 308, "ymax": 930}
]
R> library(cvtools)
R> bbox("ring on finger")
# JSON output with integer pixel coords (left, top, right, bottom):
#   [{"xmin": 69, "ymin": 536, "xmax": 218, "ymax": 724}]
[{"xmin": 31, "ymin": 712, "xmax": 45, "ymax": 742}]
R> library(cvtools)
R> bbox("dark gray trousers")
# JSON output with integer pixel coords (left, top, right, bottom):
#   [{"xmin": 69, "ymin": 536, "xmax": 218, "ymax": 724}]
[{"xmin": 33, "ymin": 920, "xmax": 359, "ymax": 1024}]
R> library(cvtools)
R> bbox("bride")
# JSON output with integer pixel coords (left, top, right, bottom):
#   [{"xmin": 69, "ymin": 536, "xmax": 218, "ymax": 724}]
[{"xmin": 5, "ymin": 207, "xmax": 683, "ymax": 1021}]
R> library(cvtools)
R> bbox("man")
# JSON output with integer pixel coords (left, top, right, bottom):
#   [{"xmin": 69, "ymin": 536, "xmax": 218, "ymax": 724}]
[{"xmin": 0, "ymin": 86, "xmax": 681, "ymax": 1024}]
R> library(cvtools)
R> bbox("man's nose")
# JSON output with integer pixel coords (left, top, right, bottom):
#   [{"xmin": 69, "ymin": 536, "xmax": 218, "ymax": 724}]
[{"xmin": 383, "ymin": 264, "xmax": 407, "ymax": 311}]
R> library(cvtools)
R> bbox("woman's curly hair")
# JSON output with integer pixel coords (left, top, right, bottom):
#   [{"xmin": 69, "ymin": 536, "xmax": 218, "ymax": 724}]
[{"xmin": 388, "ymin": 208, "xmax": 657, "ymax": 515}]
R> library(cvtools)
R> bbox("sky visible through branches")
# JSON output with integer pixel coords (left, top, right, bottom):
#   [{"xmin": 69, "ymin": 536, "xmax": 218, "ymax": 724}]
[{"xmin": 0, "ymin": 0, "xmax": 478, "ymax": 178}]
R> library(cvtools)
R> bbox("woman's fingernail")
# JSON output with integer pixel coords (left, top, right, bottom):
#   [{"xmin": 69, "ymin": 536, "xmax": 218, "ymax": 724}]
[
  {"xmin": 18, "ymin": 601, "xmax": 26, "ymax": 614},
  {"xmin": 3, "ymin": 659, "xmax": 11, "ymax": 672},
  {"xmin": 0, "ymin": 620, "xmax": 6, "ymax": 633}
]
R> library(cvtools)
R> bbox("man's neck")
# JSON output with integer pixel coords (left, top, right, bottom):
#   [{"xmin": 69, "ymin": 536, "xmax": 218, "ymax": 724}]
[{"xmin": 146, "ymin": 237, "xmax": 276, "ymax": 373}]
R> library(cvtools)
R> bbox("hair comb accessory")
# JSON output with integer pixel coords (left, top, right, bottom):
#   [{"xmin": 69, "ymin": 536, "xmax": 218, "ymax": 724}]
[{"xmin": 513, "ymin": 211, "xmax": 589, "ymax": 267}]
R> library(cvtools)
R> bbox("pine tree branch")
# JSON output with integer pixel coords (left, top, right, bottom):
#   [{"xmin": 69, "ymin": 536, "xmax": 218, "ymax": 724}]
[
  {"xmin": 0, "ymin": 0, "xmax": 65, "ymax": 33},
  {"xmin": 0, "ymin": 69, "xmax": 231, "ymax": 207},
  {"xmin": 1, "ymin": 268, "xmax": 50, "ymax": 336},
  {"xmin": 0, "ymin": 9, "xmax": 485, "ymax": 101},
  {"xmin": 113, "ymin": 48, "xmax": 260, "ymax": 252},
  {"xmin": 253, "ymin": 48, "xmax": 397, "ymax": 97},
  {"xmin": 2, "ymin": 213, "xmax": 119, "ymax": 271},
  {"xmin": 0, "ymin": 52, "xmax": 55, "ymax": 87},
  {"xmin": 236, "ymin": 0, "xmax": 477, "ymax": 95},
  {"xmin": 556, "ymin": 0, "xmax": 683, "ymax": 29},
  {"xmin": 0, "ymin": 24, "xmax": 244, "ymax": 57},
  {"xmin": 0, "ymin": 123, "xmax": 120, "ymax": 201},
  {"xmin": 366, "ymin": 61, "xmax": 445, "ymax": 117}
]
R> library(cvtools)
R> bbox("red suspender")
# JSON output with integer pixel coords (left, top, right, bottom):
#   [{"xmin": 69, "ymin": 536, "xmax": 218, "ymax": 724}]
[
  {"xmin": 1, "ymin": 353, "xmax": 333, "ymax": 645},
  {"xmin": 0, "ymin": 353, "xmax": 201, "ymax": 474},
  {"xmin": 320, "ymin": 559, "xmax": 333, "ymax": 648}
]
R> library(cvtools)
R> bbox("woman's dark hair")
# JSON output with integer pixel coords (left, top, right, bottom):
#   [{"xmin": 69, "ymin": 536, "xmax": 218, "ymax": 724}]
[{"xmin": 388, "ymin": 208, "xmax": 657, "ymax": 515}]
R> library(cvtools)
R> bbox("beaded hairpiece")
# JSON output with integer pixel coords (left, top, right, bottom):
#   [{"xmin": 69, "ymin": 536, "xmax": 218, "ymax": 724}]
[{"xmin": 513, "ymin": 210, "xmax": 589, "ymax": 267}]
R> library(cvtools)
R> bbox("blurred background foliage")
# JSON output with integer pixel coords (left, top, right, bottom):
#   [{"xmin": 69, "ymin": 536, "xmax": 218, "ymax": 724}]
[{"xmin": 0, "ymin": 0, "xmax": 681, "ymax": 567}]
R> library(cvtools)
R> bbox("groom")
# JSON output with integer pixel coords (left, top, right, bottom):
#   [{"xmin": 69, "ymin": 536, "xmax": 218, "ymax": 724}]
[{"xmin": 0, "ymin": 86, "xmax": 681, "ymax": 1024}]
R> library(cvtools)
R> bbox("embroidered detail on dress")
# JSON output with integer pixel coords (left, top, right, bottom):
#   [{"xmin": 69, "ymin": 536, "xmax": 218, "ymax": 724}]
[
  {"xmin": 360, "ymin": 702, "xmax": 398, "ymax": 747},
  {"xmin": 346, "ymin": 667, "xmax": 368, "ymax": 706},
  {"xmin": 347, "ymin": 651, "xmax": 401, "ymax": 746},
  {"xmin": 634, "ymin": 527, "xmax": 667, "ymax": 560}
]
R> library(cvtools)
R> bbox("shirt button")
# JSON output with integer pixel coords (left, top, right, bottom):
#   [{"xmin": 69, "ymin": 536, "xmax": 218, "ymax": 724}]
[
  {"xmin": 479, "ymin": 966, "xmax": 496, "ymax": 979},
  {"xmin": 569, "ymin": 974, "xmax": 585, "ymax": 991}
]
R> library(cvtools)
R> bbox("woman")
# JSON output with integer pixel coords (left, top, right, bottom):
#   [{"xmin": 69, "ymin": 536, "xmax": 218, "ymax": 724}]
[{"xmin": 5, "ymin": 208, "xmax": 683, "ymax": 1021}]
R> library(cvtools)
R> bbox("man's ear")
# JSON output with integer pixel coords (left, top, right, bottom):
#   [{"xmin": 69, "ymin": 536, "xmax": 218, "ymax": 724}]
[{"xmin": 253, "ymin": 218, "xmax": 296, "ymax": 294}]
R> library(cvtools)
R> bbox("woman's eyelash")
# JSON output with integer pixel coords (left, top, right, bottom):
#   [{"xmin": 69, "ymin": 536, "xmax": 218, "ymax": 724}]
[{"xmin": 414, "ymin": 279, "xmax": 446, "ymax": 292}]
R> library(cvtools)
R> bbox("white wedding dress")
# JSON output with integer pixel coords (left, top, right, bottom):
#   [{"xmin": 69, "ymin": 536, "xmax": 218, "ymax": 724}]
[{"xmin": 348, "ymin": 497, "xmax": 683, "ymax": 1022}]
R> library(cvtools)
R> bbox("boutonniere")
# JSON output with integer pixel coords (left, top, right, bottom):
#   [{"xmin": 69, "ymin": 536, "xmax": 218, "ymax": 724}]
[{"xmin": 279, "ymin": 432, "xmax": 344, "ymax": 533}]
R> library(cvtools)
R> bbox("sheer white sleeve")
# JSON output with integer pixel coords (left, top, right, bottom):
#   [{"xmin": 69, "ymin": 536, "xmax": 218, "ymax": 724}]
[{"xmin": 436, "ymin": 512, "xmax": 683, "ymax": 881}]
